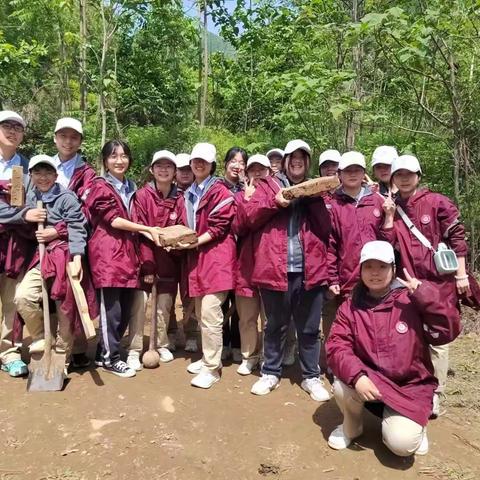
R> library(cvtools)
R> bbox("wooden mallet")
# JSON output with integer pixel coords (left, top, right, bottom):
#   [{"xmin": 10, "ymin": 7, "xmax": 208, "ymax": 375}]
[{"xmin": 142, "ymin": 282, "xmax": 160, "ymax": 368}]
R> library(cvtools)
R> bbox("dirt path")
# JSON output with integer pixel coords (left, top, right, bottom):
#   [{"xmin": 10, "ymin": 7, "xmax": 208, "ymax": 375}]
[{"xmin": 0, "ymin": 335, "xmax": 479, "ymax": 480}]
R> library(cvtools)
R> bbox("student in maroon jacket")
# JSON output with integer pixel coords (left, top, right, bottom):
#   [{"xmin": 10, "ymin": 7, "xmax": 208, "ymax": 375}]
[
  {"xmin": 326, "ymin": 241, "xmax": 461, "ymax": 456},
  {"xmin": 245, "ymin": 139, "xmax": 331, "ymax": 401},
  {"xmin": 85, "ymin": 140, "xmax": 162, "ymax": 378},
  {"xmin": 175, "ymin": 153, "xmax": 194, "ymax": 194},
  {"xmin": 131, "ymin": 150, "xmax": 184, "ymax": 364},
  {"xmin": 381, "ymin": 154, "xmax": 469, "ymax": 416},
  {"xmin": 266, "ymin": 148, "xmax": 284, "ymax": 176},
  {"xmin": 179, "ymin": 142, "xmax": 236, "ymax": 389},
  {"xmin": 50, "ymin": 117, "xmax": 97, "ymax": 369},
  {"xmin": 370, "ymin": 145, "xmax": 398, "ymax": 197},
  {"xmin": 231, "ymin": 154, "xmax": 271, "ymax": 376}
]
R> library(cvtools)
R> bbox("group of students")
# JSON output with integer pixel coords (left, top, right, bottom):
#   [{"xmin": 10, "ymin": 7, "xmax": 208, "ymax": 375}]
[{"xmin": 0, "ymin": 109, "xmax": 476, "ymax": 459}]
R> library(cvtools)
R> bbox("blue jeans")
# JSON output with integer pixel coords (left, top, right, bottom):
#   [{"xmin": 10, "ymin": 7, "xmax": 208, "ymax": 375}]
[{"xmin": 260, "ymin": 273, "xmax": 325, "ymax": 379}]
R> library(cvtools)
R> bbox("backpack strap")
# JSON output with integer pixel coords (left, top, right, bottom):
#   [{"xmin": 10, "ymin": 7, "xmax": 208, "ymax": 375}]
[{"xmin": 396, "ymin": 205, "xmax": 435, "ymax": 252}]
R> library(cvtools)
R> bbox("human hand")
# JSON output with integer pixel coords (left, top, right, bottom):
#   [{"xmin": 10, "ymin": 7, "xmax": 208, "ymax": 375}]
[
  {"xmin": 244, "ymin": 178, "xmax": 256, "ymax": 201},
  {"xmin": 148, "ymin": 226, "xmax": 163, "ymax": 246},
  {"xmin": 275, "ymin": 189, "xmax": 290, "ymax": 208},
  {"xmin": 69, "ymin": 256, "xmax": 83, "ymax": 281},
  {"xmin": 396, "ymin": 268, "xmax": 422, "ymax": 293},
  {"xmin": 144, "ymin": 274, "xmax": 155, "ymax": 284},
  {"xmin": 382, "ymin": 195, "xmax": 396, "ymax": 217},
  {"xmin": 455, "ymin": 275, "xmax": 471, "ymax": 296},
  {"xmin": 329, "ymin": 284, "xmax": 341, "ymax": 296},
  {"xmin": 25, "ymin": 208, "xmax": 47, "ymax": 223},
  {"xmin": 35, "ymin": 226, "xmax": 59, "ymax": 244},
  {"xmin": 175, "ymin": 240, "xmax": 198, "ymax": 250},
  {"xmin": 354, "ymin": 375, "xmax": 382, "ymax": 402}
]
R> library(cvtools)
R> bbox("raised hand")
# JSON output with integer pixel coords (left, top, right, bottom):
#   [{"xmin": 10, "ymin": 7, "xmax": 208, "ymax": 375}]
[
  {"xmin": 244, "ymin": 177, "xmax": 256, "ymax": 201},
  {"xmin": 396, "ymin": 268, "xmax": 422, "ymax": 293}
]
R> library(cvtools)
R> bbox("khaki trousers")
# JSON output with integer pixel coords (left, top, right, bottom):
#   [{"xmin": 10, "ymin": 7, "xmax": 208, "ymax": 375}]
[
  {"xmin": 14, "ymin": 268, "xmax": 74, "ymax": 360},
  {"xmin": 126, "ymin": 289, "xmax": 146, "ymax": 353},
  {"xmin": 154, "ymin": 292, "xmax": 173, "ymax": 348},
  {"xmin": 0, "ymin": 273, "xmax": 22, "ymax": 364},
  {"xmin": 195, "ymin": 291, "xmax": 228, "ymax": 371},
  {"xmin": 235, "ymin": 294, "xmax": 265, "ymax": 360},
  {"xmin": 333, "ymin": 380, "xmax": 425, "ymax": 457},
  {"xmin": 429, "ymin": 343, "xmax": 449, "ymax": 394}
]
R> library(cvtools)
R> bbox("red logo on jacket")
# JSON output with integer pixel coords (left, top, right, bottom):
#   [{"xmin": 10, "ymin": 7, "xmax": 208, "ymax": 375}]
[{"xmin": 421, "ymin": 214, "xmax": 431, "ymax": 224}]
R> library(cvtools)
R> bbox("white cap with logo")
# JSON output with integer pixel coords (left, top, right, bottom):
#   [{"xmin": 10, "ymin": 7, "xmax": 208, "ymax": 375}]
[
  {"xmin": 151, "ymin": 150, "xmax": 176, "ymax": 166},
  {"xmin": 371, "ymin": 145, "xmax": 398, "ymax": 167},
  {"xmin": 29, "ymin": 154, "xmax": 57, "ymax": 172},
  {"xmin": 319, "ymin": 149, "xmax": 341, "ymax": 166},
  {"xmin": 175, "ymin": 153, "xmax": 191, "ymax": 169},
  {"xmin": 284, "ymin": 139, "xmax": 311, "ymax": 156},
  {"xmin": 0, "ymin": 111, "xmax": 26, "ymax": 128},
  {"xmin": 360, "ymin": 241, "xmax": 395, "ymax": 265},
  {"xmin": 339, "ymin": 151, "xmax": 366, "ymax": 170},
  {"xmin": 266, "ymin": 148, "xmax": 284, "ymax": 159},
  {"xmin": 190, "ymin": 142, "xmax": 216, "ymax": 163},
  {"xmin": 55, "ymin": 117, "xmax": 83, "ymax": 136},
  {"xmin": 247, "ymin": 154, "xmax": 271, "ymax": 169},
  {"xmin": 391, "ymin": 154, "xmax": 422, "ymax": 175}
]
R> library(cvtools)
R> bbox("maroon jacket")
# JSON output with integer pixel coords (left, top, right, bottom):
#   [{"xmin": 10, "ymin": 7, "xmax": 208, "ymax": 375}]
[
  {"xmin": 231, "ymin": 190, "xmax": 257, "ymax": 297},
  {"xmin": 84, "ymin": 178, "xmax": 140, "ymax": 289},
  {"xmin": 182, "ymin": 177, "xmax": 236, "ymax": 297},
  {"xmin": 327, "ymin": 188, "xmax": 384, "ymax": 294},
  {"xmin": 244, "ymin": 175, "xmax": 331, "ymax": 292},
  {"xmin": 326, "ymin": 282, "xmax": 461, "ymax": 426},
  {"xmin": 131, "ymin": 182, "xmax": 184, "ymax": 294}
]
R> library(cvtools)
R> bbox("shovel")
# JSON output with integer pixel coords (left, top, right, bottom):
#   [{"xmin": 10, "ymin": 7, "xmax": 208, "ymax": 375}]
[
  {"xmin": 142, "ymin": 282, "xmax": 160, "ymax": 368},
  {"xmin": 27, "ymin": 200, "xmax": 66, "ymax": 392}
]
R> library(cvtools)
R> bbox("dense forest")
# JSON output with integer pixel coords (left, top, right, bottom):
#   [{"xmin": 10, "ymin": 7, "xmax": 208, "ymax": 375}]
[{"xmin": 1, "ymin": 1, "xmax": 480, "ymax": 267}]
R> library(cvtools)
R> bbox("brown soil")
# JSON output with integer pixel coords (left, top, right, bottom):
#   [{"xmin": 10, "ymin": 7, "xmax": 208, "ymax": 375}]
[{"xmin": 0, "ymin": 319, "xmax": 479, "ymax": 479}]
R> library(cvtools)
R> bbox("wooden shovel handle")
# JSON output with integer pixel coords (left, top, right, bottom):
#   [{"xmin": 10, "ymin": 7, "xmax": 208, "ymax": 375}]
[{"xmin": 149, "ymin": 283, "xmax": 158, "ymax": 351}]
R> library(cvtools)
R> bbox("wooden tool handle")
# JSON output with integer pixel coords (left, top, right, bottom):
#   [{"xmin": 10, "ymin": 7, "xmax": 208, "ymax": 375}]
[{"xmin": 149, "ymin": 283, "xmax": 158, "ymax": 351}]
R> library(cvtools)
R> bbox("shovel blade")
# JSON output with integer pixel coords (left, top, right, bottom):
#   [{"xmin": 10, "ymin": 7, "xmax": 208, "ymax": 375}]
[{"xmin": 27, "ymin": 351, "xmax": 66, "ymax": 392}]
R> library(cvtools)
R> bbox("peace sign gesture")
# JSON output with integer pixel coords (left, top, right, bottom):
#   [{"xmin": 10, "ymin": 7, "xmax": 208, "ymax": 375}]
[
  {"xmin": 244, "ymin": 177, "xmax": 256, "ymax": 201},
  {"xmin": 396, "ymin": 268, "xmax": 422, "ymax": 293}
]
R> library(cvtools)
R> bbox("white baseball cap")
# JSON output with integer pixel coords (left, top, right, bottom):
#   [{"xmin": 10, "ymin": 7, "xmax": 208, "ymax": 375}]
[
  {"xmin": 266, "ymin": 148, "xmax": 284, "ymax": 159},
  {"xmin": 391, "ymin": 154, "xmax": 422, "ymax": 175},
  {"xmin": 175, "ymin": 153, "xmax": 191, "ymax": 169},
  {"xmin": 339, "ymin": 151, "xmax": 366, "ymax": 170},
  {"xmin": 0, "ymin": 110, "xmax": 26, "ymax": 128},
  {"xmin": 55, "ymin": 117, "xmax": 83, "ymax": 136},
  {"xmin": 371, "ymin": 145, "xmax": 398, "ymax": 167},
  {"xmin": 319, "ymin": 149, "xmax": 341, "ymax": 166},
  {"xmin": 247, "ymin": 154, "xmax": 271, "ymax": 169},
  {"xmin": 284, "ymin": 139, "xmax": 311, "ymax": 156},
  {"xmin": 151, "ymin": 150, "xmax": 176, "ymax": 167},
  {"xmin": 190, "ymin": 142, "xmax": 216, "ymax": 163},
  {"xmin": 29, "ymin": 154, "xmax": 57, "ymax": 172},
  {"xmin": 360, "ymin": 241, "xmax": 395, "ymax": 265}
]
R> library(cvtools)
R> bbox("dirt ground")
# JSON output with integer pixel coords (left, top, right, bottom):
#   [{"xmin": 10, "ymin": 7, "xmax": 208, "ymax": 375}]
[{"xmin": 0, "ymin": 313, "xmax": 479, "ymax": 480}]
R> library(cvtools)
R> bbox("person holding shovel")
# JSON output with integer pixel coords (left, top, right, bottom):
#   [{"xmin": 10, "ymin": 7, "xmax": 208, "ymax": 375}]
[
  {"xmin": 326, "ymin": 241, "xmax": 461, "ymax": 456},
  {"xmin": 13, "ymin": 155, "xmax": 89, "ymax": 372},
  {"xmin": 84, "ymin": 140, "xmax": 163, "ymax": 378},
  {"xmin": 131, "ymin": 150, "xmax": 185, "ymax": 364}
]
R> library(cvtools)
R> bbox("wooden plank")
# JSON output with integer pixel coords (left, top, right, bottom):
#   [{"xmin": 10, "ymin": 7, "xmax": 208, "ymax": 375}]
[
  {"xmin": 10, "ymin": 166, "xmax": 24, "ymax": 207},
  {"xmin": 66, "ymin": 262, "xmax": 96, "ymax": 340},
  {"xmin": 158, "ymin": 225, "xmax": 197, "ymax": 247},
  {"xmin": 282, "ymin": 175, "xmax": 340, "ymax": 200}
]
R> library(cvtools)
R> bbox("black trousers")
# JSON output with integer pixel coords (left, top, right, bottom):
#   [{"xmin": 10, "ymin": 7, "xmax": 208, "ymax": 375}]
[
  {"xmin": 97, "ymin": 287, "xmax": 137, "ymax": 365},
  {"xmin": 222, "ymin": 291, "xmax": 241, "ymax": 348}
]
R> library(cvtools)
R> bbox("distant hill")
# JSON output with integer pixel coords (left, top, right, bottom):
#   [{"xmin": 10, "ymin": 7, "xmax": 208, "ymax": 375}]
[{"xmin": 207, "ymin": 31, "xmax": 235, "ymax": 57}]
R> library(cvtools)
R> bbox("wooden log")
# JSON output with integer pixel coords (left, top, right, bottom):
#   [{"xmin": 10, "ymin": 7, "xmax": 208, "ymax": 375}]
[
  {"xmin": 158, "ymin": 225, "xmax": 197, "ymax": 247},
  {"xmin": 282, "ymin": 175, "xmax": 340, "ymax": 200},
  {"xmin": 10, "ymin": 166, "xmax": 24, "ymax": 207},
  {"xmin": 66, "ymin": 262, "xmax": 96, "ymax": 340}
]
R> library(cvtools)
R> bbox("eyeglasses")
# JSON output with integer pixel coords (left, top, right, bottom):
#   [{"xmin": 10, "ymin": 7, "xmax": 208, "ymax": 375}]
[
  {"xmin": 0, "ymin": 122, "xmax": 24, "ymax": 133},
  {"xmin": 109, "ymin": 154, "xmax": 130, "ymax": 161}
]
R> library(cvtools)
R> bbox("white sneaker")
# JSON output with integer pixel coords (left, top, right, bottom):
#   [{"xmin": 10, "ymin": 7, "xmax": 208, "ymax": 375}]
[
  {"xmin": 187, "ymin": 359, "xmax": 204, "ymax": 374},
  {"xmin": 282, "ymin": 343, "xmax": 296, "ymax": 366},
  {"xmin": 237, "ymin": 358, "xmax": 259, "ymax": 376},
  {"xmin": 167, "ymin": 334, "xmax": 177, "ymax": 352},
  {"xmin": 301, "ymin": 377, "xmax": 330, "ymax": 402},
  {"xmin": 416, "ymin": 431, "xmax": 429, "ymax": 455},
  {"xmin": 251, "ymin": 374, "xmax": 280, "ymax": 396},
  {"xmin": 328, "ymin": 425, "xmax": 356, "ymax": 450},
  {"xmin": 191, "ymin": 369, "xmax": 220, "ymax": 389},
  {"xmin": 126, "ymin": 351, "xmax": 143, "ymax": 371},
  {"xmin": 221, "ymin": 346, "xmax": 232, "ymax": 361},
  {"xmin": 232, "ymin": 348, "xmax": 242, "ymax": 363},
  {"xmin": 184, "ymin": 338, "xmax": 198, "ymax": 353},
  {"xmin": 29, "ymin": 339, "xmax": 45, "ymax": 354},
  {"xmin": 158, "ymin": 347, "xmax": 174, "ymax": 363}
]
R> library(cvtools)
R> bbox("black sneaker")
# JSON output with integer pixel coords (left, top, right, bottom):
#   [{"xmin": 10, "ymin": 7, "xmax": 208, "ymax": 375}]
[
  {"xmin": 71, "ymin": 353, "xmax": 91, "ymax": 369},
  {"xmin": 102, "ymin": 360, "xmax": 136, "ymax": 378}
]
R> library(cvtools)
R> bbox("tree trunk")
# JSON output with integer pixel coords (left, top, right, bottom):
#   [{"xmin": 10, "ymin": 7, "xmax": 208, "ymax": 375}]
[
  {"xmin": 199, "ymin": 0, "xmax": 208, "ymax": 127},
  {"xmin": 98, "ymin": 0, "xmax": 108, "ymax": 174},
  {"xmin": 79, "ymin": 0, "xmax": 88, "ymax": 123}
]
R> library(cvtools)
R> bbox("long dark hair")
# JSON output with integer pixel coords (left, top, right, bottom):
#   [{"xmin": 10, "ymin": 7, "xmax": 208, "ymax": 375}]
[
  {"xmin": 224, "ymin": 147, "xmax": 247, "ymax": 166},
  {"xmin": 101, "ymin": 140, "xmax": 133, "ymax": 172}
]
